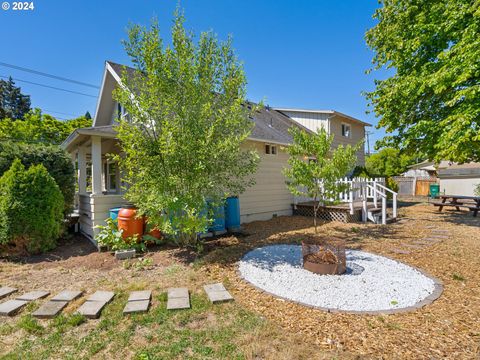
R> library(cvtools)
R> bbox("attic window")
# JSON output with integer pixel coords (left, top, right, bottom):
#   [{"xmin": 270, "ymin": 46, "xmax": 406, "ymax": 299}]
[
  {"xmin": 265, "ymin": 144, "xmax": 277, "ymax": 155},
  {"xmin": 341, "ymin": 123, "xmax": 351, "ymax": 138}
]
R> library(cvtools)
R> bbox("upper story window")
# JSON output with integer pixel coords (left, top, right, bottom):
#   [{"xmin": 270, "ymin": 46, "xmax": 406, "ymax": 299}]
[
  {"xmin": 265, "ymin": 144, "xmax": 277, "ymax": 155},
  {"xmin": 341, "ymin": 123, "xmax": 351, "ymax": 138},
  {"xmin": 116, "ymin": 103, "xmax": 130, "ymax": 122}
]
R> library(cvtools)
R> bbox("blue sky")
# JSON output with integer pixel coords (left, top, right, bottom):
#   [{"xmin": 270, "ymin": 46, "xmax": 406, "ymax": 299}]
[{"xmin": 0, "ymin": 0, "xmax": 387, "ymax": 145}]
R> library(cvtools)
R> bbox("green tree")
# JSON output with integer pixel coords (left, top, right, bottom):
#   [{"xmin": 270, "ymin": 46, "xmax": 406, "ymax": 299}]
[
  {"xmin": 365, "ymin": 147, "xmax": 418, "ymax": 176},
  {"xmin": 284, "ymin": 128, "xmax": 359, "ymax": 233},
  {"xmin": 112, "ymin": 12, "xmax": 259, "ymax": 248},
  {"xmin": 84, "ymin": 111, "xmax": 92, "ymax": 120},
  {"xmin": 0, "ymin": 109, "xmax": 92, "ymax": 144},
  {"xmin": 0, "ymin": 77, "xmax": 31, "ymax": 120},
  {"xmin": 365, "ymin": 0, "xmax": 480, "ymax": 163}
]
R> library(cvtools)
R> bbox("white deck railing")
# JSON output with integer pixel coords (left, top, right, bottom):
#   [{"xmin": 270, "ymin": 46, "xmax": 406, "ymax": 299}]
[{"xmin": 294, "ymin": 177, "xmax": 397, "ymax": 224}]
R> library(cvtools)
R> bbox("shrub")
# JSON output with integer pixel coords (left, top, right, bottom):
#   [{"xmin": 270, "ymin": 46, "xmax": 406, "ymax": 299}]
[
  {"xmin": 0, "ymin": 141, "xmax": 74, "ymax": 214},
  {"xmin": 0, "ymin": 159, "xmax": 64, "ymax": 254}
]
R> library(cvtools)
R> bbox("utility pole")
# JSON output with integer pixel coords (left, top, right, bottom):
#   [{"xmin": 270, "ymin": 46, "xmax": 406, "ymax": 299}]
[{"xmin": 365, "ymin": 131, "xmax": 372, "ymax": 156}]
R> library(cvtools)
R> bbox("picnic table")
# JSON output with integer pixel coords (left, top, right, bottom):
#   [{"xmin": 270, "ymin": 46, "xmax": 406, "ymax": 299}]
[{"xmin": 432, "ymin": 195, "xmax": 480, "ymax": 217}]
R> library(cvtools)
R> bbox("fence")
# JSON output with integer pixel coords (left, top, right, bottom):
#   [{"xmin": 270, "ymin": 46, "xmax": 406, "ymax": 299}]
[{"xmin": 392, "ymin": 176, "xmax": 438, "ymax": 196}]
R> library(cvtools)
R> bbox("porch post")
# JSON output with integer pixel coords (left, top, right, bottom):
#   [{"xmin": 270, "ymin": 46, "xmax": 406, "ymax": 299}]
[
  {"xmin": 77, "ymin": 147, "xmax": 87, "ymax": 194},
  {"xmin": 91, "ymin": 136, "xmax": 103, "ymax": 195}
]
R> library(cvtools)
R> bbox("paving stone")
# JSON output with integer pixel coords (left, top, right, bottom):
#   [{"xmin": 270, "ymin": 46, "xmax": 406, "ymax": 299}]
[
  {"xmin": 76, "ymin": 301, "xmax": 108, "ymax": 319},
  {"xmin": 167, "ymin": 296, "xmax": 190, "ymax": 310},
  {"xmin": 204, "ymin": 283, "xmax": 234, "ymax": 303},
  {"xmin": 128, "ymin": 290, "xmax": 151, "ymax": 302},
  {"xmin": 32, "ymin": 301, "xmax": 68, "ymax": 319},
  {"xmin": 431, "ymin": 229, "xmax": 450, "ymax": 233},
  {"xmin": 204, "ymin": 283, "xmax": 227, "ymax": 293},
  {"xmin": 429, "ymin": 234, "xmax": 449, "ymax": 238},
  {"xmin": 86, "ymin": 291, "xmax": 114, "ymax": 303},
  {"xmin": 0, "ymin": 287, "xmax": 17, "ymax": 300},
  {"xmin": 51, "ymin": 290, "xmax": 83, "ymax": 302},
  {"xmin": 168, "ymin": 288, "xmax": 188, "ymax": 299},
  {"xmin": 123, "ymin": 300, "xmax": 150, "ymax": 314},
  {"xmin": 0, "ymin": 299, "xmax": 29, "ymax": 316},
  {"xmin": 389, "ymin": 248, "xmax": 411, "ymax": 254},
  {"xmin": 16, "ymin": 290, "xmax": 50, "ymax": 301}
]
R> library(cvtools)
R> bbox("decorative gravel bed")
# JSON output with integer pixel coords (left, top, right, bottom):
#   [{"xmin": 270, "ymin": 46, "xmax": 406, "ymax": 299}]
[{"xmin": 239, "ymin": 245, "xmax": 440, "ymax": 313}]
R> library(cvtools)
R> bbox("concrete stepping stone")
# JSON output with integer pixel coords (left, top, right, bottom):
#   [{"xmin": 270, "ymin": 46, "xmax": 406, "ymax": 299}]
[
  {"xmin": 389, "ymin": 248, "xmax": 411, "ymax": 255},
  {"xmin": 123, "ymin": 300, "xmax": 150, "ymax": 314},
  {"xmin": 204, "ymin": 283, "xmax": 234, "ymax": 303},
  {"xmin": 32, "ymin": 301, "xmax": 68, "ymax": 319},
  {"xmin": 16, "ymin": 290, "xmax": 50, "ymax": 301},
  {"xmin": 0, "ymin": 287, "xmax": 17, "ymax": 300},
  {"xmin": 167, "ymin": 288, "xmax": 190, "ymax": 310},
  {"xmin": 429, "ymin": 234, "xmax": 449, "ymax": 238},
  {"xmin": 32, "ymin": 290, "xmax": 83, "ymax": 319},
  {"xmin": 51, "ymin": 290, "xmax": 83, "ymax": 302},
  {"xmin": 430, "ymin": 229, "xmax": 449, "ymax": 233},
  {"xmin": 0, "ymin": 299, "xmax": 29, "ymax": 316},
  {"xmin": 123, "ymin": 290, "xmax": 152, "ymax": 315},
  {"xmin": 77, "ymin": 291, "xmax": 115, "ymax": 319}
]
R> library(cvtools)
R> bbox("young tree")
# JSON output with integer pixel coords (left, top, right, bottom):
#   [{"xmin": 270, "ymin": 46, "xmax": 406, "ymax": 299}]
[
  {"xmin": 366, "ymin": 0, "xmax": 480, "ymax": 163},
  {"xmin": 0, "ymin": 77, "xmax": 31, "ymax": 120},
  {"xmin": 112, "ymin": 12, "xmax": 259, "ymax": 248},
  {"xmin": 284, "ymin": 128, "xmax": 359, "ymax": 233}
]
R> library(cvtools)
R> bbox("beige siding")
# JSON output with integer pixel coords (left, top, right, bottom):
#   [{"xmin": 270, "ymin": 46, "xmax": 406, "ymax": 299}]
[
  {"xmin": 239, "ymin": 141, "xmax": 293, "ymax": 223},
  {"xmin": 329, "ymin": 116, "xmax": 365, "ymax": 166},
  {"xmin": 279, "ymin": 110, "xmax": 329, "ymax": 133},
  {"xmin": 439, "ymin": 177, "xmax": 480, "ymax": 197},
  {"xmin": 78, "ymin": 194, "xmax": 125, "ymax": 242}
]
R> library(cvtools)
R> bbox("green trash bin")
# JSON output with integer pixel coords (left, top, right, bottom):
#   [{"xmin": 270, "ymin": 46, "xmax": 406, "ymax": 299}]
[{"xmin": 429, "ymin": 183, "xmax": 440, "ymax": 198}]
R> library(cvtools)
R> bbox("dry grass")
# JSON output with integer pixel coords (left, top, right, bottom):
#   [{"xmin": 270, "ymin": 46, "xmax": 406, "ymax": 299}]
[{"xmin": 0, "ymin": 200, "xmax": 479, "ymax": 359}]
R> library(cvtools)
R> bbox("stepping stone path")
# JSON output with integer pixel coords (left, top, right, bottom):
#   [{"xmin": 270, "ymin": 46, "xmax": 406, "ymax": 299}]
[
  {"xmin": 0, "ymin": 290, "xmax": 49, "ymax": 316},
  {"xmin": 33, "ymin": 290, "xmax": 82, "ymax": 319},
  {"xmin": 0, "ymin": 286, "xmax": 17, "ymax": 300},
  {"xmin": 77, "ymin": 291, "xmax": 114, "ymax": 319},
  {"xmin": 167, "ymin": 288, "xmax": 190, "ymax": 310},
  {"xmin": 123, "ymin": 290, "xmax": 151, "ymax": 314},
  {"xmin": 204, "ymin": 283, "xmax": 234, "ymax": 303}
]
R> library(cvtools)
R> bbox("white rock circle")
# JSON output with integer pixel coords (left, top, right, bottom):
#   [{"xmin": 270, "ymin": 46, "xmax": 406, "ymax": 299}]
[{"xmin": 238, "ymin": 245, "xmax": 438, "ymax": 312}]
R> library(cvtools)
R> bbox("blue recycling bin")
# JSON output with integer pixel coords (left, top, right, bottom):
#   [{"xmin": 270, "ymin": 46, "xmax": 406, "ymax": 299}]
[
  {"xmin": 225, "ymin": 196, "xmax": 241, "ymax": 231},
  {"xmin": 109, "ymin": 207, "xmax": 121, "ymax": 221}
]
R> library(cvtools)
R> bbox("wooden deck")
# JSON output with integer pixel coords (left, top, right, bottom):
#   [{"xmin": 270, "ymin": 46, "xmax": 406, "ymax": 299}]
[{"xmin": 292, "ymin": 201, "xmax": 374, "ymax": 223}]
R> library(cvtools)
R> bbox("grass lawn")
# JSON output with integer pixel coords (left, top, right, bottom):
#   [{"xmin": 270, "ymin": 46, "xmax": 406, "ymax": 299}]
[{"xmin": 0, "ymin": 200, "xmax": 479, "ymax": 359}]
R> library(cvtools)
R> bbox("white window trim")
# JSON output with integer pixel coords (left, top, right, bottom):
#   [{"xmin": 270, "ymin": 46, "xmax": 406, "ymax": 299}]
[
  {"xmin": 341, "ymin": 123, "xmax": 352, "ymax": 138},
  {"xmin": 265, "ymin": 143, "xmax": 278, "ymax": 155}
]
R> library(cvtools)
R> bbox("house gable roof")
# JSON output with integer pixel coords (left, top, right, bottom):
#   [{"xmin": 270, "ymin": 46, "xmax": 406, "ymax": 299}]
[
  {"xmin": 89, "ymin": 61, "xmax": 309, "ymax": 146},
  {"xmin": 275, "ymin": 108, "xmax": 372, "ymax": 127}
]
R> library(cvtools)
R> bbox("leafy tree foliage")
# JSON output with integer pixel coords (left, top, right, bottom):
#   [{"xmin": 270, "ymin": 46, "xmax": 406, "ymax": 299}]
[
  {"xmin": 365, "ymin": 147, "xmax": 418, "ymax": 176},
  {"xmin": 112, "ymin": 12, "xmax": 259, "ymax": 248},
  {"xmin": 366, "ymin": 0, "xmax": 480, "ymax": 163},
  {"xmin": 0, "ymin": 141, "xmax": 75, "ymax": 214},
  {"xmin": 0, "ymin": 77, "xmax": 31, "ymax": 120},
  {"xmin": 284, "ymin": 128, "xmax": 359, "ymax": 232},
  {"xmin": 0, "ymin": 109, "xmax": 92, "ymax": 144},
  {"xmin": 0, "ymin": 160, "xmax": 64, "ymax": 254}
]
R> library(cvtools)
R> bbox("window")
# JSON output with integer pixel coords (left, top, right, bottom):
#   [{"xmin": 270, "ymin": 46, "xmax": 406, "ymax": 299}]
[
  {"xmin": 104, "ymin": 162, "xmax": 117, "ymax": 192},
  {"xmin": 265, "ymin": 144, "xmax": 277, "ymax": 155},
  {"xmin": 341, "ymin": 123, "xmax": 351, "ymax": 138}
]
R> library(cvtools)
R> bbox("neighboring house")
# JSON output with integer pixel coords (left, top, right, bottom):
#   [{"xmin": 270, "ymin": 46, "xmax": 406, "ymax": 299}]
[
  {"xmin": 275, "ymin": 108, "xmax": 370, "ymax": 166},
  {"xmin": 438, "ymin": 162, "xmax": 480, "ymax": 196},
  {"xmin": 62, "ymin": 61, "xmax": 369, "ymax": 242}
]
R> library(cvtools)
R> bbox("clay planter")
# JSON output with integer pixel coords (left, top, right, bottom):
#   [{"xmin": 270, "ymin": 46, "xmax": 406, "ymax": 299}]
[{"xmin": 301, "ymin": 236, "xmax": 346, "ymax": 275}]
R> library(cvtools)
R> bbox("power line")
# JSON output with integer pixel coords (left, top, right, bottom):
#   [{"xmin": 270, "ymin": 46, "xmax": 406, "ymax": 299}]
[
  {"xmin": 0, "ymin": 75, "xmax": 97, "ymax": 98},
  {"xmin": 0, "ymin": 61, "xmax": 100, "ymax": 89}
]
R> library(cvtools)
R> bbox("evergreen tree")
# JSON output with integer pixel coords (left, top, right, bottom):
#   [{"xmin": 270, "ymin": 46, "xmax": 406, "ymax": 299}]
[
  {"xmin": 84, "ymin": 111, "xmax": 92, "ymax": 120},
  {"xmin": 0, "ymin": 77, "xmax": 31, "ymax": 120}
]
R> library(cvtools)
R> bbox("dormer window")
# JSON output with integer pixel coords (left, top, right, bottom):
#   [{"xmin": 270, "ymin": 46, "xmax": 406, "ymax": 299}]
[
  {"xmin": 265, "ymin": 144, "xmax": 277, "ymax": 155},
  {"xmin": 341, "ymin": 123, "xmax": 351, "ymax": 138}
]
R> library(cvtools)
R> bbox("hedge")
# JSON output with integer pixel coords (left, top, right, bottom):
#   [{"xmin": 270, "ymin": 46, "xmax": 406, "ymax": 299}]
[
  {"xmin": 0, "ymin": 140, "xmax": 75, "ymax": 214},
  {"xmin": 0, "ymin": 159, "xmax": 64, "ymax": 254}
]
